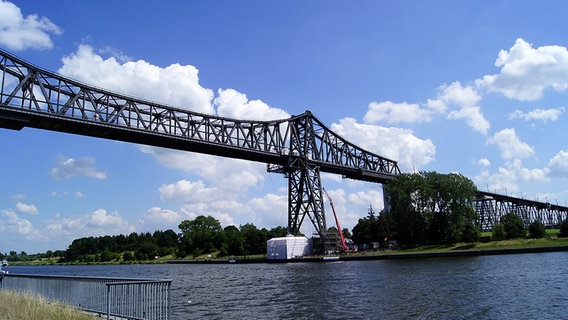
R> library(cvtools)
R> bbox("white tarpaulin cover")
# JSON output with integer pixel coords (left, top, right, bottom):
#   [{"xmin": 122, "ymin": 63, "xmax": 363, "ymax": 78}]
[{"xmin": 267, "ymin": 235, "xmax": 312, "ymax": 260}]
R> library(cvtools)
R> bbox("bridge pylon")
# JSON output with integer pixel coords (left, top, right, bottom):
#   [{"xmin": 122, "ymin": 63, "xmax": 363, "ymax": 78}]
[{"xmin": 268, "ymin": 112, "xmax": 333, "ymax": 252}]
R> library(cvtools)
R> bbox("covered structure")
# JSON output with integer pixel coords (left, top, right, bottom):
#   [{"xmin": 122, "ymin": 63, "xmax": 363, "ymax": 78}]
[{"xmin": 267, "ymin": 235, "xmax": 313, "ymax": 260}]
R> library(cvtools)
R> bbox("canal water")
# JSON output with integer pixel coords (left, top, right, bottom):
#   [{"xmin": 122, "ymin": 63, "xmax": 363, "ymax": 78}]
[{"xmin": 7, "ymin": 252, "xmax": 568, "ymax": 319}]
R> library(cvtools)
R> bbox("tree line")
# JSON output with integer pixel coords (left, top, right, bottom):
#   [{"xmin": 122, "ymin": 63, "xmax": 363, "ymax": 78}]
[
  {"xmin": 4, "ymin": 171, "xmax": 568, "ymax": 263},
  {"xmin": 57, "ymin": 219, "xmax": 287, "ymax": 263}
]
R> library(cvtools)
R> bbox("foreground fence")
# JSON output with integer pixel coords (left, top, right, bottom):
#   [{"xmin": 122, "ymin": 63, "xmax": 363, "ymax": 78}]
[{"xmin": 0, "ymin": 273, "xmax": 172, "ymax": 320}]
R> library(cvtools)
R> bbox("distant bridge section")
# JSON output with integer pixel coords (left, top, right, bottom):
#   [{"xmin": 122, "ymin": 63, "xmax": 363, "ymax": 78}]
[
  {"xmin": 0, "ymin": 48, "xmax": 400, "ymax": 250},
  {"xmin": 475, "ymin": 191, "xmax": 568, "ymax": 231}
]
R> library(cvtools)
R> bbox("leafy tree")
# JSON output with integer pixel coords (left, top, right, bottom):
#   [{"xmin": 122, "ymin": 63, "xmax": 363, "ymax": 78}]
[
  {"xmin": 501, "ymin": 213, "xmax": 526, "ymax": 239},
  {"xmin": 528, "ymin": 220, "xmax": 546, "ymax": 238},
  {"xmin": 66, "ymin": 237, "xmax": 97, "ymax": 261},
  {"xmin": 54, "ymin": 250, "xmax": 66, "ymax": 258},
  {"xmin": 178, "ymin": 215, "xmax": 225, "ymax": 257},
  {"xmin": 122, "ymin": 251, "xmax": 134, "ymax": 261},
  {"xmin": 137, "ymin": 242, "xmax": 159, "ymax": 260},
  {"xmin": 224, "ymin": 225, "xmax": 244, "ymax": 256},
  {"xmin": 240, "ymin": 223, "xmax": 268, "ymax": 255},
  {"xmin": 421, "ymin": 172, "xmax": 477, "ymax": 244},
  {"xmin": 126, "ymin": 232, "xmax": 141, "ymax": 251},
  {"xmin": 342, "ymin": 228, "xmax": 352, "ymax": 239},
  {"xmin": 384, "ymin": 172, "xmax": 476, "ymax": 246},
  {"xmin": 559, "ymin": 220, "xmax": 568, "ymax": 237},
  {"xmin": 154, "ymin": 230, "xmax": 179, "ymax": 248},
  {"xmin": 352, "ymin": 205, "xmax": 397, "ymax": 247},
  {"xmin": 352, "ymin": 206, "xmax": 379, "ymax": 245},
  {"xmin": 99, "ymin": 250, "xmax": 115, "ymax": 262},
  {"xmin": 268, "ymin": 226, "xmax": 288, "ymax": 238},
  {"xmin": 491, "ymin": 223, "xmax": 506, "ymax": 241}
]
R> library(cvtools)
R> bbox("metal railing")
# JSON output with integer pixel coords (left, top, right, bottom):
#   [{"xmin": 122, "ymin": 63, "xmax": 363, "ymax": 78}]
[{"xmin": 0, "ymin": 273, "xmax": 172, "ymax": 320}]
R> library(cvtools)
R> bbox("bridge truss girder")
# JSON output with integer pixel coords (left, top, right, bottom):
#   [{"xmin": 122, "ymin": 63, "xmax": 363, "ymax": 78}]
[{"xmin": 475, "ymin": 191, "xmax": 568, "ymax": 231}]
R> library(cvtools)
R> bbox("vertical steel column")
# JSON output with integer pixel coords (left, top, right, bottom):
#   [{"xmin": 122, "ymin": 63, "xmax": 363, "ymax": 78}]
[
  {"xmin": 287, "ymin": 113, "xmax": 327, "ymax": 240},
  {"xmin": 287, "ymin": 161, "xmax": 326, "ymax": 236}
]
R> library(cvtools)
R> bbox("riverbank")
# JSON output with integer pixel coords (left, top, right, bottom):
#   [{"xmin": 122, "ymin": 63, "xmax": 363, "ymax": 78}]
[
  {"xmin": 166, "ymin": 245, "xmax": 568, "ymax": 264},
  {"xmin": 8, "ymin": 234, "xmax": 568, "ymax": 266}
]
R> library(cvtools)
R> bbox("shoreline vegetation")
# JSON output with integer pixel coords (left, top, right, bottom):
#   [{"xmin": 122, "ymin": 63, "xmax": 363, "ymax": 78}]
[
  {"xmin": 169, "ymin": 236, "xmax": 568, "ymax": 264},
  {"xmin": 8, "ymin": 231, "xmax": 568, "ymax": 266}
]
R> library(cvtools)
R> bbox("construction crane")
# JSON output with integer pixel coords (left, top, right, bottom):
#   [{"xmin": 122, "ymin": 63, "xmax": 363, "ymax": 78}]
[{"xmin": 322, "ymin": 188, "xmax": 349, "ymax": 252}]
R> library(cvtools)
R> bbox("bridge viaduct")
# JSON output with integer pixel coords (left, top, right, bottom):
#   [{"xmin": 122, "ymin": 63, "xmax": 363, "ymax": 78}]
[{"xmin": 0, "ymin": 49, "xmax": 566, "ymax": 249}]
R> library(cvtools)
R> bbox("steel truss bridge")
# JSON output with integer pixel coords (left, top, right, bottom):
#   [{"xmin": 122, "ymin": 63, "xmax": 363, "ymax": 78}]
[
  {"xmin": 475, "ymin": 191, "xmax": 568, "ymax": 231},
  {"xmin": 0, "ymin": 49, "xmax": 400, "ymax": 251},
  {"xmin": 1, "ymin": 49, "xmax": 566, "ymax": 249}
]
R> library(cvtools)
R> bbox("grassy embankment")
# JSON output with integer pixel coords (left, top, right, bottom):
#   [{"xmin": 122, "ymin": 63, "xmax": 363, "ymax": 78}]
[
  {"xmin": 0, "ymin": 290, "xmax": 95, "ymax": 320},
  {"xmin": 361, "ymin": 228, "xmax": 568, "ymax": 256}
]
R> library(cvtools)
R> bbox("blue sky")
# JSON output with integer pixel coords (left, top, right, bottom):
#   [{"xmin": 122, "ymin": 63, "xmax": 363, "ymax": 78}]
[{"xmin": 2, "ymin": 0, "xmax": 568, "ymax": 253}]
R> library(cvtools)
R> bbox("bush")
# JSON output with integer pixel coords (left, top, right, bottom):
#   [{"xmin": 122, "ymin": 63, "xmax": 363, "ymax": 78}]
[
  {"xmin": 501, "ymin": 213, "xmax": 526, "ymax": 239},
  {"xmin": 528, "ymin": 220, "xmax": 546, "ymax": 239},
  {"xmin": 99, "ymin": 250, "xmax": 114, "ymax": 262},
  {"xmin": 461, "ymin": 222, "xmax": 480, "ymax": 244},
  {"xmin": 122, "ymin": 251, "xmax": 134, "ymax": 261},
  {"xmin": 492, "ymin": 223, "xmax": 506, "ymax": 241},
  {"xmin": 560, "ymin": 220, "xmax": 568, "ymax": 237}
]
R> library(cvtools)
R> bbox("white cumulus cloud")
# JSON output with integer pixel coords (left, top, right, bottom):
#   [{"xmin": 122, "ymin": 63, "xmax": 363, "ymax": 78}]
[
  {"xmin": 476, "ymin": 159, "xmax": 550, "ymax": 194},
  {"xmin": 0, "ymin": 209, "xmax": 34, "ymax": 236},
  {"xmin": 448, "ymin": 106, "xmax": 490, "ymax": 135},
  {"xmin": 427, "ymin": 82, "xmax": 482, "ymax": 112},
  {"xmin": 487, "ymin": 128, "xmax": 534, "ymax": 160},
  {"xmin": 48, "ymin": 208, "xmax": 135, "ymax": 240},
  {"xmin": 364, "ymin": 101, "xmax": 432, "ymax": 124},
  {"xmin": 49, "ymin": 155, "xmax": 107, "ymax": 180},
  {"xmin": 548, "ymin": 150, "xmax": 568, "ymax": 177},
  {"xmin": 0, "ymin": 0, "xmax": 62, "ymax": 50},
  {"xmin": 365, "ymin": 82, "xmax": 489, "ymax": 135},
  {"xmin": 331, "ymin": 117, "xmax": 435, "ymax": 172},
  {"xmin": 477, "ymin": 158, "xmax": 491, "ymax": 167},
  {"xmin": 429, "ymin": 82, "xmax": 489, "ymax": 135},
  {"xmin": 59, "ymin": 45, "xmax": 215, "ymax": 114},
  {"xmin": 159, "ymin": 179, "xmax": 223, "ymax": 203},
  {"xmin": 508, "ymin": 107, "xmax": 564, "ymax": 122},
  {"xmin": 215, "ymin": 88, "xmax": 290, "ymax": 120},
  {"xmin": 16, "ymin": 202, "xmax": 38, "ymax": 215},
  {"xmin": 477, "ymin": 38, "xmax": 568, "ymax": 101}
]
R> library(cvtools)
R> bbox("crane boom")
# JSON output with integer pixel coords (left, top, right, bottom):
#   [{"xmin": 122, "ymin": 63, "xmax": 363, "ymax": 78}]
[{"xmin": 322, "ymin": 188, "xmax": 349, "ymax": 251}]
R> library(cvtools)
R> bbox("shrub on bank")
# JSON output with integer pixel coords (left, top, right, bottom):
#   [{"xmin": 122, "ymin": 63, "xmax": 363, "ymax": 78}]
[
  {"xmin": 492, "ymin": 223, "xmax": 506, "ymax": 241},
  {"xmin": 528, "ymin": 220, "xmax": 546, "ymax": 239},
  {"xmin": 461, "ymin": 222, "xmax": 480, "ymax": 244},
  {"xmin": 560, "ymin": 220, "xmax": 568, "ymax": 237},
  {"xmin": 501, "ymin": 213, "xmax": 526, "ymax": 239}
]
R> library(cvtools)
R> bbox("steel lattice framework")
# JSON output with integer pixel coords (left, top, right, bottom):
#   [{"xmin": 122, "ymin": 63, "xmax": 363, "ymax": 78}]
[
  {"xmin": 0, "ymin": 49, "xmax": 400, "ymax": 247},
  {"xmin": 475, "ymin": 191, "xmax": 568, "ymax": 231}
]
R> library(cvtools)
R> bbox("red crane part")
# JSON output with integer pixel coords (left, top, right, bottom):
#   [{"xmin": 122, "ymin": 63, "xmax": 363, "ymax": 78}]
[{"xmin": 323, "ymin": 188, "xmax": 349, "ymax": 251}]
